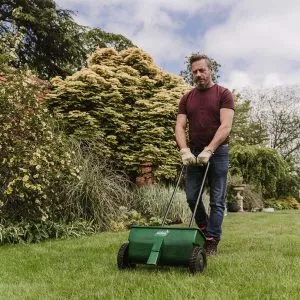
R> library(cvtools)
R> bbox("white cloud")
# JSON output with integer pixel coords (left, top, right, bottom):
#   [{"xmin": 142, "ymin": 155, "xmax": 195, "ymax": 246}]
[
  {"xmin": 55, "ymin": 0, "xmax": 300, "ymax": 89},
  {"xmin": 56, "ymin": 0, "xmax": 206, "ymax": 65},
  {"xmin": 220, "ymin": 70, "xmax": 253, "ymax": 90},
  {"xmin": 203, "ymin": 0, "xmax": 300, "ymax": 87},
  {"xmin": 55, "ymin": 0, "xmax": 236, "ymax": 61}
]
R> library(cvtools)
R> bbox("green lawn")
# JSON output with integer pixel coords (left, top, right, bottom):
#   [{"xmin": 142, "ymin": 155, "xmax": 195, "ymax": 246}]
[{"xmin": 1, "ymin": 211, "xmax": 300, "ymax": 300}]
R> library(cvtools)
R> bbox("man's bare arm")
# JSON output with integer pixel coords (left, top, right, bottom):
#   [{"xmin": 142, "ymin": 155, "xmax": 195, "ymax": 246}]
[
  {"xmin": 175, "ymin": 114, "xmax": 197, "ymax": 165},
  {"xmin": 175, "ymin": 114, "xmax": 188, "ymax": 149},
  {"xmin": 207, "ymin": 108, "xmax": 234, "ymax": 151}
]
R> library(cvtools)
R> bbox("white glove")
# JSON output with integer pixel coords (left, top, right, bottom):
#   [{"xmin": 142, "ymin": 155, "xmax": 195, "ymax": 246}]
[
  {"xmin": 180, "ymin": 148, "xmax": 197, "ymax": 165},
  {"xmin": 197, "ymin": 146, "xmax": 214, "ymax": 165}
]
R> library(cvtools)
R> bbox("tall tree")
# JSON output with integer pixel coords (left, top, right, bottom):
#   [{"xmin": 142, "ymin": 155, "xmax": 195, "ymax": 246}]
[
  {"xmin": 179, "ymin": 52, "xmax": 221, "ymax": 85},
  {"xmin": 83, "ymin": 28, "xmax": 135, "ymax": 54},
  {"xmin": 0, "ymin": 0, "xmax": 135, "ymax": 79},
  {"xmin": 1, "ymin": 0, "xmax": 86, "ymax": 78},
  {"xmin": 0, "ymin": 21, "xmax": 22, "ymax": 66}
]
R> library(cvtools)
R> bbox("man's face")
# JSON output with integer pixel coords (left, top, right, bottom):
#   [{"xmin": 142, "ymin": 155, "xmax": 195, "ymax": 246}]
[{"xmin": 191, "ymin": 59, "xmax": 212, "ymax": 89}]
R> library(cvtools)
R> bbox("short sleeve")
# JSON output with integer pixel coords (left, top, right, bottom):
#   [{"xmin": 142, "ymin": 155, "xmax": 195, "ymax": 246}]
[
  {"xmin": 220, "ymin": 88, "xmax": 235, "ymax": 110},
  {"xmin": 178, "ymin": 93, "xmax": 188, "ymax": 115}
]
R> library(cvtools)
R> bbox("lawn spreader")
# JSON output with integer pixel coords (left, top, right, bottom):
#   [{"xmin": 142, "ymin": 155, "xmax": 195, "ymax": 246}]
[{"xmin": 117, "ymin": 163, "xmax": 209, "ymax": 274}]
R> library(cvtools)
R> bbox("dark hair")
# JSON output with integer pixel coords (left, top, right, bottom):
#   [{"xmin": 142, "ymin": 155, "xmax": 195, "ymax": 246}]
[{"xmin": 189, "ymin": 54, "xmax": 213, "ymax": 70}]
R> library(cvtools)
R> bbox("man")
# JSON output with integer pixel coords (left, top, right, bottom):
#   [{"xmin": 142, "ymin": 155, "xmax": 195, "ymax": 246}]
[{"xmin": 175, "ymin": 54, "xmax": 234, "ymax": 255}]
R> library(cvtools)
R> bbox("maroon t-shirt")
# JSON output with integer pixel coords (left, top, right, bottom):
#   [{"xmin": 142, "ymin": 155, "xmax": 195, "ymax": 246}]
[{"xmin": 178, "ymin": 84, "xmax": 234, "ymax": 148}]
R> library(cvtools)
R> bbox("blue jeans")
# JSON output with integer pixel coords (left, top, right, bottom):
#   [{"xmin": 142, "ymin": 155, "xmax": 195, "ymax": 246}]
[{"xmin": 185, "ymin": 144, "xmax": 229, "ymax": 241}]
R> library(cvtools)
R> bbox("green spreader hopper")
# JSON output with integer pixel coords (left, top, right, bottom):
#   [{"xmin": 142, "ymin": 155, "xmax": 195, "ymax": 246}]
[{"xmin": 117, "ymin": 164, "xmax": 209, "ymax": 274}]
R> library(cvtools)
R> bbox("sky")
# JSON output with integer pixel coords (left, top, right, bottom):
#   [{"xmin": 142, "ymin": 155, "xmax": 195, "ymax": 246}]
[{"xmin": 56, "ymin": 0, "xmax": 300, "ymax": 90}]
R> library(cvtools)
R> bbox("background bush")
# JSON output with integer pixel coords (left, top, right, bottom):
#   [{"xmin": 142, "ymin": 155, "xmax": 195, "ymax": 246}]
[
  {"xmin": 229, "ymin": 144, "xmax": 296, "ymax": 198},
  {"xmin": 0, "ymin": 67, "xmax": 80, "ymax": 223},
  {"xmin": 61, "ymin": 141, "xmax": 197, "ymax": 230},
  {"xmin": 264, "ymin": 197, "xmax": 300, "ymax": 210}
]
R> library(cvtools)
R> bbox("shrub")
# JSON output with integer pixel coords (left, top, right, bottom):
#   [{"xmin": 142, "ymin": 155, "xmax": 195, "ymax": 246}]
[
  {"xmin": 229, "ymin": 144, "xmax": 294, "ymax": 198},
  {"xmin": 283, "ymin": 196, "xmax": 300, "ymax": 209},
  {"xmin": 47, "ymin": 47, "xmax": 190, "ymax": 181},
  {"xmin": 263, "ymin": 197, "xmax": 300, "ymax": 210},
  {"xmin": 0, "ymin": 67, "xmax": 79, "ymax": 222}
]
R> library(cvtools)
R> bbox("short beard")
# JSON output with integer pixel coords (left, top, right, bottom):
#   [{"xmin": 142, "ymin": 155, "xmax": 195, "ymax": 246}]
[{"xmin": 195, "ymin": 79, "xmax": 210, "ymax": 89}]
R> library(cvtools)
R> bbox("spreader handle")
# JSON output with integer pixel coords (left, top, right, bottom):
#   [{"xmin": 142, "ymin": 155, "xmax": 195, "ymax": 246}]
[
  {"xmin": 161, "ymin": 165, "xmax": 185, "ymax": 226},
  {"xmin": 188, "ymin": 162, "xmax": 210, "ymax": 227}
]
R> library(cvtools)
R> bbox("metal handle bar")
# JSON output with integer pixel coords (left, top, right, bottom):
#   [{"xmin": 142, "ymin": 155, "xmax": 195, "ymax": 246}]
[
  {"xmin": 161, "ymin": 165, "xmax": 185, "ymax": 226},
  {"xmin": 188, "ymin": 162, "xmax": 210, "ymax": 227},
  {"xmin": 161, "ymin": 162, "xmax": 210, "ymax": 227}
]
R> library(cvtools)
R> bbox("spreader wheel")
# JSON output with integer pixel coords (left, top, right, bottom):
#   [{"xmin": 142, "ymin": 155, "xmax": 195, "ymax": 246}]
[
  {"xmin": 117, "ymin": 242, "xmax": 136, "ymax": 269},
  {"xmin": 188, "ymin": 246, "xmax": 207, "ymax": 274}
]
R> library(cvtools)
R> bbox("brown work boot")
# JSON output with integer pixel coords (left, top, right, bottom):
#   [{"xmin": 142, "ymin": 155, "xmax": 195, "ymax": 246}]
[{"xmin": 204, "ymin": 237, "xmax": 219, "ymax": 256}]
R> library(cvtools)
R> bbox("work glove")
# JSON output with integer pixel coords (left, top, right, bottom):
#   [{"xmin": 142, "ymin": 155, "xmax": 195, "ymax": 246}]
[
  {"xmin": 197, "ymin": 146, "xmax": 214, "ymax": 165},
  {"xmin": 180, "ymin": 148, "xmax": 197, "ymax": 165}
]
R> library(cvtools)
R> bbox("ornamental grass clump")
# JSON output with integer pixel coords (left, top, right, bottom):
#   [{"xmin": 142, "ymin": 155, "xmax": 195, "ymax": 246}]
[
  {"xmin": 48, "ymin": 47, "xmax": 190, "ymax": 181},
  {"xmin": 132, "ymin": 185, "xmax": 191, "ymax": 224},
  {"xmin": 61, "ymin": 140, "xmax": 135, "ymax": 230}
]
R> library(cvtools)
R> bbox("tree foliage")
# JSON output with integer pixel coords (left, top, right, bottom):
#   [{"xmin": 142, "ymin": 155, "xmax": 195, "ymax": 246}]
[
  {"xmin": 256, "ymin": 95, "xmax": 300, "ymax": 160},
  {"xmin": 1, "ymin": 0, "xmax": 85, "ymax": 78},
  {"xmin": 179, "ymin": 52, "xmax": 221, "ymax": 85},
  {"xmin": 83, "ymin": 28, "xmax": 135, "ymax": 54},
  {"xmin": 241, "ymin": 87, "xmax": 300, "ymax": 160},
  {"xmin": 47, "ymin": 47, "xmax": 190, "ymax": 181},
  {"xmin": 0, "ymin": 0, "xmax": 135, "ymax": 79},
  {"xmin": 0, "ymin": 21, "xmax": 23, "ymax": 66}
]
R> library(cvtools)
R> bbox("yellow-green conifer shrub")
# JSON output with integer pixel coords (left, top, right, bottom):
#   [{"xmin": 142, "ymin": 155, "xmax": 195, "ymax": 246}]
[
  {"xmin": 48, "ymin": 47, "xmax": 190, "ymax": 181},
  {"xmin": 0, "ymin": 68, "xmax": 80, "ymax": 222}
]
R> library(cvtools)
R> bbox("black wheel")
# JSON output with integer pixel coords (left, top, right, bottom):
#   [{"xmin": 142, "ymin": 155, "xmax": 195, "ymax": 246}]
[
  {"xmin": 117, "ymin": 242, "xmax": 136, "ymax": 269},
  {"xmin": 188, "ymin": 246, "xmax": 207, "ymax": 274}
]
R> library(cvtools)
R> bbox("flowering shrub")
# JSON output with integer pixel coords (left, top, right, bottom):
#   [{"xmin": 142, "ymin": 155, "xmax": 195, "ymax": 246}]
[
  {"xmin": 263, "ymin": 197, "xmax": 300, "ymax": 210},
  {"xmin": 0, "ymin": 67, "xmax": 80, "ymax": 222}
]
